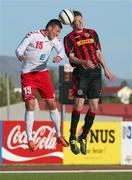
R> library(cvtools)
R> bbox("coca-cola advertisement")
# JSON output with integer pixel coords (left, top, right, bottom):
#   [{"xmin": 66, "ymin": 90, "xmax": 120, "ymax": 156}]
[
  {"xmin": 0, "ymin": 121, "xmax": 2, "ymax": 164},
  {"xmin": 2, "ymin": 121, "xmax": 63, "ymax": 164}
]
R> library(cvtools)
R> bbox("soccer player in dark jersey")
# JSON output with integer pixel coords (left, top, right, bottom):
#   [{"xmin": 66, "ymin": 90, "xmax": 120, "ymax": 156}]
[{"xmin": 64, "ymin": 10, "xmax": 115, "ymax": 155}]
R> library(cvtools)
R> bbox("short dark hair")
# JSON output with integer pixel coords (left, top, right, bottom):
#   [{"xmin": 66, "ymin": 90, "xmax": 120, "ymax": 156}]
[
  {"xmin": 46, "ymin": 19, "xmax": 62, "ymax": 29},
  {"xmin": 73, "ymin": 10, "xmax": 83, "ymax": 17}
]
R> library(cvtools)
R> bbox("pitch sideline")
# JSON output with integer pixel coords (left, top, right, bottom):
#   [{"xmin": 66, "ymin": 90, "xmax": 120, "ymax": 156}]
[{"xmin": 0, "ymin": 169, "xmax": 132, "ymax": 173}]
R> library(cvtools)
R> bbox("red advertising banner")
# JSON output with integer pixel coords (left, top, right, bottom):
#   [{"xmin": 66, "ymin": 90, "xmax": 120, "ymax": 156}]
[{"xmin": 2, "ymin": 121, "xmax": 63, "ymax": 164}]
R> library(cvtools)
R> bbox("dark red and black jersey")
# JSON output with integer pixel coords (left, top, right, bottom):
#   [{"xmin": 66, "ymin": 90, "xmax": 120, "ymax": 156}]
[{"xmin": 64, "ymin": 28, "xmax": 101, "ymax": 67}]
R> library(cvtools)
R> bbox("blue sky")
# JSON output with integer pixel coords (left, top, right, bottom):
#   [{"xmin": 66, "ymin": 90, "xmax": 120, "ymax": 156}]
[{"xmin": 0, "ymin": 0, "xmax": 132, "ymax": 79}]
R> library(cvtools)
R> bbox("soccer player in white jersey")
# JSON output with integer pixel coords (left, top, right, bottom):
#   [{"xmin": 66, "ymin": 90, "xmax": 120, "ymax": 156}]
[{"xmin": 16, "ymin": 19, "xmax": 69, "ymax": 151}]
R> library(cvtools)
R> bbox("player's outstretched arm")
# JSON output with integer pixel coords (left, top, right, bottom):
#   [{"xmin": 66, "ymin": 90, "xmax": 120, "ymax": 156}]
[{"xmin": 96, "ymin": 50, "xmax": 116, "ymax": 81}]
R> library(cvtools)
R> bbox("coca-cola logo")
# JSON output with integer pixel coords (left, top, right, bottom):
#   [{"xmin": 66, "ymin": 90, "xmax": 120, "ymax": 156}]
[
  {"xmin": 2, "ymin": 122, "xmax": 63, "ymax": 163},
  {"xmin": 7, "ymin": 125, "xmax": 57, "ymax": 150}
]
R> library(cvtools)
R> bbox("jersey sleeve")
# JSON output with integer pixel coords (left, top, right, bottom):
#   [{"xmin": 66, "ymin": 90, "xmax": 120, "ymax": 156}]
[
  {"xmin": 94, "ymin": 31, "xmax": 101, "ymax": 51},
  {"xmin": 53, "ymin": 37, "xmax": 65, "ymax": 59},
  {"xmin": 15, "ymin": 33, "xmax": 31, "ymax": 58},
  {"xmin": 64, "ymin": 35, "xmax": 74, "ymax": 57}
]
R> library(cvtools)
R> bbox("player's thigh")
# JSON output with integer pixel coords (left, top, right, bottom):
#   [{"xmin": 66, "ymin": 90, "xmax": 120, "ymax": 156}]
[
  {"xmin": 21, "ymin": 73, "xmax": 36, "ymax": 102},
  {"xmin": 87, "ymin": 75, "xmax": 102, "ymax": 99},
  {"xmin": 37, "ymin": 71, "xmax": 55, "ymax": 99},
  {"xmin": 75, "ymin": 78, "xmax": 88, "ymax": 98}
]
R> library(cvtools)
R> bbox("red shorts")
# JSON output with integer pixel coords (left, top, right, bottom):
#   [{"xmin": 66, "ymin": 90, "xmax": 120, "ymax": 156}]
[{"xmin": 21, "ymin": 70, "xmax": 55, "ymax": 101}]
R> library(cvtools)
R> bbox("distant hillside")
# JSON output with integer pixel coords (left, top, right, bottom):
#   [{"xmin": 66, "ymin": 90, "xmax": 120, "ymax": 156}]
[
  {"xmin": 0, "ymin": 55, "xmax": 21, "ymax": 87},
  {"xmin": 0, "ymin": 55, "xmax": 132, "ymax": 88}
]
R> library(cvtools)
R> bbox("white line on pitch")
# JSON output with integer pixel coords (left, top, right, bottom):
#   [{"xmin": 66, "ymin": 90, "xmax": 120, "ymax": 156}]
[{"xmin": 0, "ymin": 170, "xmax": 132, "ymax": 173}]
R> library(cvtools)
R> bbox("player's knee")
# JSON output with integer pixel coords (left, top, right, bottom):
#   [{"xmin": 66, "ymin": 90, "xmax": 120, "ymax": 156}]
[
  {"xmin": 74, "ymin": 103, "xmax": 83, "ymax": 111},
  {"xmin": 25, "ymin": 99, "xmax": 35, "ymax": 111},
  {"xmin": 89, "ymin": 104, "xmax": 98, "ymax": 112},
  {"xmin": 46, "ymin": 99, "xmax": 57, "ymax": 110},
  {"xmin": 74, "ymin": 105, "xmax": 83, "ymax": 111},
  {"xmin": 74, "ymin": 98, "xmax": 84, "ymax": 111}
]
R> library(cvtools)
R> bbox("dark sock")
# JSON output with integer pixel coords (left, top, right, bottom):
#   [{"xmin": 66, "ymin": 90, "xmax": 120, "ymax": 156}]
[
  {"xmin": 81, "ymin": 110, "xmax": 96, "ymax": 139},
  {"xmin": 70, "ymin": 109, "xmax": 81, "ymax": 141}
]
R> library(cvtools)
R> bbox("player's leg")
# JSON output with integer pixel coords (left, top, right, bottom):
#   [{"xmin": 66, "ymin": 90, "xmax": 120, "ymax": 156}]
[
  {"xmin": 80, "ymin": 98, "xmax": 99, "ymax": 139},
  {"xmin": 25, "ymin": 99, "xmax": 36, "ymax": 151},
  {"xmin": 45, "ymin": 99, "xmax": 69, "ymax": 147},
  {"xmin": 70, "ymin": 98, "xmax": 85, "ymax": 140},
  {"xmin": 78, "ymin": 68, "xmax": 102, "ymax": 154},
  {"xmin": 81, "ymin": 67, "xmax": 102, "ymax": 139},
  {"xmin": 38, "ymin": 70, "xmax": 69, "ymax": 147},
  {"xmin": 69, "ymin": 97, "xmax": 85, "ymax": 154},
  {"xmin": 78, "ymin": 98, "xmax": 99, "ymax": 154},
  {"xmin": 69, "ymin": 68, "xmax": 88, "ymax": 154},
  {"xmin": 21, "ymin": 73, "xmax": 36, "ymax": 151},
  {"xmin": 45, "ymin": 99, "xmax": 61, "ymax": 137}
]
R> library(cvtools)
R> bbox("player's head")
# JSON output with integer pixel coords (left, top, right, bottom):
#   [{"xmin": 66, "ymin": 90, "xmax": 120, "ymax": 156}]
[
  {"xmin": 45, "ymin": 19, "xmax": 63, "ymax": 40},
  {"xmin": 72, "ymin": 10, "xmax": 83, "ymax": 32}
]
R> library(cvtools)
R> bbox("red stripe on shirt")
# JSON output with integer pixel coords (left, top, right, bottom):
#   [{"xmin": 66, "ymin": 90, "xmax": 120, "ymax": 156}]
[
  {"xmin": 64, "ymin": 36, "xmax": 71, "ymax": 54},
  {"xmin": 80, "ymin": 29, "xmax": 91, "ymax": 61},
  {"xmin": 69, "ymin": 33, "xmax": 83, "ymax": 59}
]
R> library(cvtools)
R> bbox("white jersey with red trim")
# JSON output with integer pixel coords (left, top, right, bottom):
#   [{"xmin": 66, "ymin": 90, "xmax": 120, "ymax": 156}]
[{"xmin": 16, "ymin": 30, "xmax": 65, "ymax": 73}]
